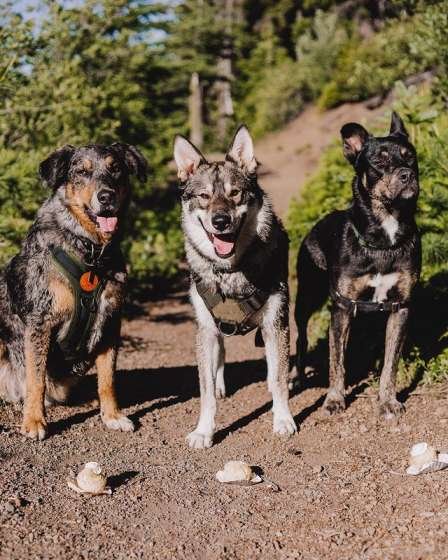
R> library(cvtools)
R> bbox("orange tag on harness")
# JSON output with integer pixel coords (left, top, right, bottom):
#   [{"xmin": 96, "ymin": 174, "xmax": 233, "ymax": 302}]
[{"xmin": 80, "ymin": 271, "xmax": 99, "ymax": 292}]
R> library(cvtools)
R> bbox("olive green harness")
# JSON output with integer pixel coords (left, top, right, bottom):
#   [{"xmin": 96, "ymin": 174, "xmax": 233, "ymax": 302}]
[
  {"xmin": 194, "ymin": 274, "xmax": 269, "ymax": 340},
  {"xmin": 51, "ymin": 247, "xmax": 106, "ymax": 361}
]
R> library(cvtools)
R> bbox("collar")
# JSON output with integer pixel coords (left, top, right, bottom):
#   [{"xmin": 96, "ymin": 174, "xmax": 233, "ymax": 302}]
[
  {"xmin": 349, "ymin": 219, "xmax": 405, "ymax": 251},
  {"xmin": 72, "ymin": 235, "xmax": 115, "ymax": 270}
]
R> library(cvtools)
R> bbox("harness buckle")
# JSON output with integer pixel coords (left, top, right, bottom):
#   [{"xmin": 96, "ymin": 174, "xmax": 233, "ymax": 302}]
[
  {"xmin": 80, "ymin": 296, "xmax": 98, "ymax": 313},
  {"xmin": 379, "ymin": 303, "xmax": 385, "ymax": 312},
  {"xmin": 391, "ymin": 302, "xmax": 400, "ymax": 313},
  {"xmin": 351, "ymin": 301, "xmax": 357, "ymax": 317},
  {"xmin": 217, "ymin": 320, "xmax": 239, "ymax": 337}
]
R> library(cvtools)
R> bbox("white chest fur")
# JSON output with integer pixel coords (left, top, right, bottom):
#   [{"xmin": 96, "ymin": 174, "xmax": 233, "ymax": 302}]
[
  {"xmin": 368, "ymin": 272, "xmax": 399, "ymax": 302},
  {"xmin": 382, "ymin": 215, "xmax": 399, "ymax": 244}
]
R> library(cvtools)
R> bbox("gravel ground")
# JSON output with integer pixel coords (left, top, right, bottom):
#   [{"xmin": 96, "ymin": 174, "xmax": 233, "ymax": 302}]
[{"xmin": 1, "ymin": 292, "xmax": 448, "ymax": 560}]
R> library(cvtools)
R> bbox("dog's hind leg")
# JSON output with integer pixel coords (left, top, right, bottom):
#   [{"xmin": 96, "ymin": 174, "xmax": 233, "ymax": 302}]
[
  {"xmin": 378, "ymin": 308, "xmax": 408, "ymax": 419},
  {"xmin": 293, "ymin": 239, "xmax": 329, "ymax": 390},
  {"xmin": 45, "ymin": 375, "xmax": 77, "ymax": 406},
  {"xmin": 263, "ymin": 294, "xmax": 297, "ymax": 437},
  {"xmin": 0, "ymin": 341, "xmax": 25, "ymax": 403},
  {"xmin": 215, "ymin": 337, "xmax": 226, "ymax": 399}
]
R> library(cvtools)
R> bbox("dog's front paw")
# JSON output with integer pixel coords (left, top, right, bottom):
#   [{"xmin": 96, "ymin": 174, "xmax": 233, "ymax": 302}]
[
  {"xmin": 186, "ymin": 430, "xmax": 213, "ymax": 449},
  {"xmin": 21, "ymin": 416, "xmax": 47, "ymax": 441},
  {"xmin": 323, "ymin": 392, "xmax": 346, "ymax": 415},
  {"xmin": 378, "ymin": 398, "xmax": 405, "ymax": 420},
  {"xmin": 215, "ymin": 382, "xmax": 226, "ymax": 399},
  {"xmin": 273, "ymin": 414, "xmax": 297, "ymax": 437},
  {"xmin": 102, "ymin": 413, "xmax": 135, "ymax": 432}
]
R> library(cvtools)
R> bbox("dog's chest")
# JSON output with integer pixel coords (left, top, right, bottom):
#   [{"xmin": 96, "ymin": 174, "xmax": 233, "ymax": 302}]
[
  {"xmin": 367, "ymin": 272, "xmax": 399, "ymax": 302},
  {"xmin": 338, "ymin": 267, "xmax": 414, "ymax": 303}
]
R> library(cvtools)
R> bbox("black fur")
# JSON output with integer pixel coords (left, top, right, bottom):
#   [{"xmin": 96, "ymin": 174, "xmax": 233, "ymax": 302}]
[{"xmin": 294, "ymin": 112, "xmax": 421, "ymax": 419}]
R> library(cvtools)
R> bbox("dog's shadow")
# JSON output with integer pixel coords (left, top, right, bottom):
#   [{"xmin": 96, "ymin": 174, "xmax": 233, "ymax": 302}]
[{"xmin": 55, "ymin": 358, "xmax": 279, "ymax": 436}]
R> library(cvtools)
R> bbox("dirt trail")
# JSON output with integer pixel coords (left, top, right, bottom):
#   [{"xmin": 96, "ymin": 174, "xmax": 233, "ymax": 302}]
[
  {"xmin": 255, "ymin": 101, "xmax": 388, "ymax": 217},
  {"xmin": 4, "ymin": 100, "xmax": 448, "ymax": 560}
]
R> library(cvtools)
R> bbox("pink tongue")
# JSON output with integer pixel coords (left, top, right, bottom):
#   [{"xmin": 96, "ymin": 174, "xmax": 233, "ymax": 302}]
[
  {"xmin": 213, "ymin": 235, "xmax": 234, "ymax": 256},
  {"xmin": 97, "ymin": 216, "xmax": 118, "ymax": 233}
]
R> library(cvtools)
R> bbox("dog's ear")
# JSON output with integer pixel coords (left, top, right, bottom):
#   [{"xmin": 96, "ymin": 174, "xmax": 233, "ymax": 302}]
[
  {"xmin": 39, "ymin": 145, "xmax": 76, "ymax": 190},
  {"xmin": 389, "ymin": 111, "xmax": 409, "ymax": 138},
  {"xmin": 226, "ymin": 125, "xmax": 257, "ymax": 174},
  {"xmin": 340, "ymin": 123, "xmax": 369, "ymax": 165},
  {"xmin": 173, "ymin": 135, "xmax": 206, "ymax": 182},
  {"xmin": 111, "ymin": 143, "xmax": 148, "ymax": 183}
]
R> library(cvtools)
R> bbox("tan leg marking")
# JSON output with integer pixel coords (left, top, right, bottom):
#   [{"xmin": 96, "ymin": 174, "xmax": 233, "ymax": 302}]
[
  {"xmin": 21, "ymin": 329, "xmax": 48, "ymax": 440},
  {"xmin": 96, "ymin": 346, "xmax": 134, "ymax": 432}
]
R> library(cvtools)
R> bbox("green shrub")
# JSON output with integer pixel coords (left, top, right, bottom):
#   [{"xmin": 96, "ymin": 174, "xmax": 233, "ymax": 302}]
[
  {"xmin": 287, "ymin": 83, "xmax": 448, "ymax": 384},
  {"xmin": 318, "ymin": 4, "xmax": 447, "ymax": 109},
  {"xmin": 235, "ymin": 10, "xmax": 349, "ymax": 137}
]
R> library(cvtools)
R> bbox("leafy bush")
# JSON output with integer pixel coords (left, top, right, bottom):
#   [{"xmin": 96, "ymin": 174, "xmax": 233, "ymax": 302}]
[
  {"xmin": 287, "ymin": 83, "xmax": 448, "ymax": 384},
  {"xmin": 235, "ymin": 10, "xmax": 348, "ymax": 137},
  {"xmin": 234, "ymin": 32, "xmax": 305, "ymax": 138},
  {"xmin": 318, "ymin": 4, "xmax": 447, "ymax": 109},
  {"xmin": 0, "ymin": 1, "xmax": 185, "ymax": 286}
]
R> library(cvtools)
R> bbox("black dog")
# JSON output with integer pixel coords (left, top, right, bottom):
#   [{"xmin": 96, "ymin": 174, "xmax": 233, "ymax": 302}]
[{"xmin": 294, "ymin": 112, "xmax": 421, "ymax": 419}]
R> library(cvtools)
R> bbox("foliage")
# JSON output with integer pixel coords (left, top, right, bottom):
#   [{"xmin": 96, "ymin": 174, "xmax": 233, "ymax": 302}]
[
  {"xmin": 1, "ymin": 0, "xmax": 447, "ymax": 292},
  {"xmin": 234, "ymin": 9, "xmax": 348, "ymax": 136},
  {"xmin": 0, "ymin": 0, "xmax": 185, "ymax": 287},
  {"xmin": 318, "ymin": 5, "xmax": 445, "ymax": 109},
  {"xmin": 287, "ymin": 83, "xmax": 448, "ymax": 384}
]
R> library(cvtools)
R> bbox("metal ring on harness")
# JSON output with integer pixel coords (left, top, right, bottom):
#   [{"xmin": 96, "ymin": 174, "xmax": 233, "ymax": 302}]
[{"xmin": 218, "ymin": 320, "xmax": 239, "ymax": 336}]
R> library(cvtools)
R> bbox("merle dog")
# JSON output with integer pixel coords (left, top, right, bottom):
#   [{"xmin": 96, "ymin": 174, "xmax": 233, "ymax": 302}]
[
  {"xmin": 174, "ymin": 125, "xmax": 296, "ymax": 448},
  {"xmin": 294, "ymin": 112, "xmax": 421, "ymax": 419},
  {"xmin": 0, "ymin": 143, "xmax": 147, "ymax": 439}
]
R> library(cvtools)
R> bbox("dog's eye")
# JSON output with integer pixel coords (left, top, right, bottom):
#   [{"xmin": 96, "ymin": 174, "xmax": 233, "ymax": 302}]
[
  {"xmin": 401, "ymin": 147, "xmax": 414, "ymax": 162},
  {"xmin": 78, "ymin": 168, "xmax": 91, "ymax": 177},
  {"xmin": 199, "ymin": 193, "xmax": 210, "ymax": 200},
  {"xmin": 230, "ymin": 189, "xmax": 240, "ymax": 197}
]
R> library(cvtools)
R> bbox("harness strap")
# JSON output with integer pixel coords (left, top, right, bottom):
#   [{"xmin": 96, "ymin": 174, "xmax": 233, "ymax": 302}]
[
  {"xmin": 51, "ymin": 247, "xmax": 105, "ymax": 361},
  {"xmin": 330, "ymin": 288, "xmax": 409, "ymax": 317},
  {"xmin": 194, "ymin": 276, "xmax": 270, "ymax": 337}
]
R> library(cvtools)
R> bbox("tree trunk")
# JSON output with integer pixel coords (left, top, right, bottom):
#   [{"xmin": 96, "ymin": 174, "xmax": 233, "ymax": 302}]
[
  {"xmin": 189, "ymin": 72, "xmax": 203, "ymax": 149},
  {"xmin": 215, "ymin": 0, "xmax": 235, "ymax": 145}
]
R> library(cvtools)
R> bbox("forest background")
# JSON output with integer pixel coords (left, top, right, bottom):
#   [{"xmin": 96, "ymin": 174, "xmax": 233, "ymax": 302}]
[{"xmin": 1, "ymin": 0, "xmax": 447, "ymax": 382}]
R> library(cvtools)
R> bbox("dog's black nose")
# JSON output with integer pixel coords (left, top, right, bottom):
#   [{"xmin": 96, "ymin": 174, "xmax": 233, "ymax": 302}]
[
  {"xmin": 212, "ymin": 213, "xmax": 231, "ymax": 232},
  {"xmin": 98, "ymin": 189, "xmax": 115, "ymax": 206},
  {"xmin": 398, "ymin": 168, "xmax": 414, "ymax": 184}
]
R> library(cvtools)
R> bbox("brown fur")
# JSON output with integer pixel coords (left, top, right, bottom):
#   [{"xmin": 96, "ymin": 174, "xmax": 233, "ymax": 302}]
[
  {"xmin": 49, "ymin": 277, "xmax": 74, "ymax": 315},
  {"xmin": 96, "ymin": 346, "xmax": 121, "ymax": 422},
  {"xmin": 21, "ymin": 328, "xmax": 49, "ymax": 440},
  {"xmin": 65, "ymin": 182, "xmax": 111, "ymax": 244}
]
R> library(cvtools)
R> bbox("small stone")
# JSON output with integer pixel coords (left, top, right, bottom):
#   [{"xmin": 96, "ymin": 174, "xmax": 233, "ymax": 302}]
[{"xmin": 4, "ymin": 502, "xmax": 15, "ymax": 514}]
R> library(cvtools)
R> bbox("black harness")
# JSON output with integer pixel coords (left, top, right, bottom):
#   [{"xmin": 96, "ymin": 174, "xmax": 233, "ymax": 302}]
[
  {"xmin": 332, "ymin": 149, "xmax": 413, "ymax": 316},
  {"xmin": 330, "ymin": 288, "xmax": 408, "ymax": 317},
  {"xmin": 330, "ymin": 222, "xmax": 410, "ymax": 316},
  {"xmin": 50, "ymin": 240, "xmax": 110, "ymax": 361},
  {"xmin": 194, "ymin": 274, "xmax": 270, "ymax": 338}
]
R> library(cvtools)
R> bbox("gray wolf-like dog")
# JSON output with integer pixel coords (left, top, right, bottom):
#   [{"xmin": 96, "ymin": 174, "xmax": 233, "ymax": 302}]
[
  {"xmin": 0, "ymin": 143, "xmax": 147, "ymax": 440},
  {"xmin": 174, "ymin": 125, "xmax": 297, "ymax": 448}
]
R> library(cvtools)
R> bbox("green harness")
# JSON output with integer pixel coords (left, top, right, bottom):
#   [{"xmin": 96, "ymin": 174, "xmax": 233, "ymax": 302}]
[{"xmin": 51, "ymin": 247, "xmax": 105, "ymax": 361}]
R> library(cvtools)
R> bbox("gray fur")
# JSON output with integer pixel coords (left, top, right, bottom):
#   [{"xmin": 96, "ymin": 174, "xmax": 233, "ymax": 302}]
[
  {"xmin": 174, "ymin": 126, "xmax": 296, "ymax": 448},
  {"xmin": 0, "ymin": 143, "xmax": 147, "ymax": 439}
]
